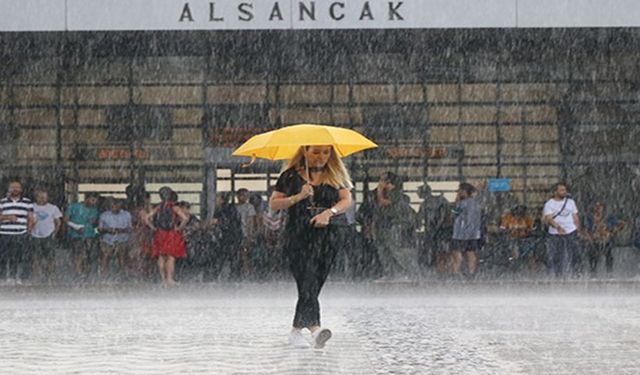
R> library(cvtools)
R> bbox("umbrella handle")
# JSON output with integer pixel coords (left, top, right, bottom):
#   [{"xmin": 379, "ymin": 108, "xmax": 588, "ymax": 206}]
[
  {"xmin": 241, "ymin": 154, "xmax": 257, "ymax": 168},
  {"xmin": 305, "ymin": 157, "xmax": 314, "ymax": 206},
  {"xmin": 304, "ymin": 157, "xmax": 310, "ymax": 183}
]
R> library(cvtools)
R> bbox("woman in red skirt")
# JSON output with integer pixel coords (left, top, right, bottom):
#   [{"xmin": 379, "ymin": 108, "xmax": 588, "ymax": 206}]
[{"xmin": 144, "ymin": 187, "xmax": 188, "ymax": 286}]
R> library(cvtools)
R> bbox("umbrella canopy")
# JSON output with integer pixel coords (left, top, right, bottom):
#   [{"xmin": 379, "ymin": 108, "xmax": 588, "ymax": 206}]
[{"xmin": 232, "ymin": 124, "xmax": 377, "ymax": 161}]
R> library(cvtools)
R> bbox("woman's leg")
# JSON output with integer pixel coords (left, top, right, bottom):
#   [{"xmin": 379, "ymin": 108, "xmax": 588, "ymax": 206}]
[
  {"xmin": 71, "ymin": 239, "xmax": 86, "ymax": 281},
  {"xmin": 99, "ymin": 242, "xmax": 112, "ymax": 280},
  {"xmin": 290, "ymin": 254, "xmax": 311, "ymax": 329},
  {"xmin": 288, "ymin": 250, "xmax": 332, "ymax": 349},
  {"xmin": 115, "ymin": 243, "xmax": 127, "ymax": 279},
  {"xmin": 295, "ymin": 275, "xmax": 322, "ymax": 329},
  {"xmin": 308, "ymin": 238, "xmax": 337, "ymax": 349},
  {"xmin": 31, "ymin": 240, "xmax": 42, "ymax": 282},
  {"xmin": 166, "ymin": 256, "xmax": 176, "ymax": 285},
  {"xmin": 451, "ymin": 250, "xmax": 463, "ymax": 275},
  {"xmin": 466, "ymin": 250, "xmax": 477, "ymax": 275},
  {"xmin": 157, "ymin": 255, "xmax": 166, "ymax": 284},
  {"xmin": 45, "ymin": 249, "xmax": 56, "ymax": 283},
  {"xmin": 309, "ymin": 325, "xmax": 321, "ymax": 334},
  {"xmin": 288, "ymin": 229, "xmax": 338, "ymax": 334},
  {"xmin": 304, "ymin": 232, "xmax": 339, "ymax": 329},
  {"xmin": 290, "ymin": 251, "xmax": 327, "ymax": 329}
]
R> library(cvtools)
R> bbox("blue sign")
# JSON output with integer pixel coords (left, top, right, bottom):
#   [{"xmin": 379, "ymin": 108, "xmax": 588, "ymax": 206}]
[{"xmin": 488, "ymin": 178, "xmax": 511, "ymax": 192}]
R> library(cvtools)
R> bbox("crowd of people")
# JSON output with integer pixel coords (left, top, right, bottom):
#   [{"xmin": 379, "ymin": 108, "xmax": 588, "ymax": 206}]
[
  {"xmin": 0, "ymin": 175, "xmax": 638, "ymax": 286},
  {"xmin": 358, "ymin": 177, "xmax": 632, "ymax": 280}
]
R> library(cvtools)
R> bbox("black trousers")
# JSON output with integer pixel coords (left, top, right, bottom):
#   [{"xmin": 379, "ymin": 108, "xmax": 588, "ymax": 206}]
[
  {"xmin": 0, "ymin": 234, "xmax": 30, "ymax": 280},
  {"xmin": 546, "ymin": 232, "xmax": 580, "ymax": 277},
  {"xmin": 288, "ymin": 226, "xmax": 341, "ymax": 329}
]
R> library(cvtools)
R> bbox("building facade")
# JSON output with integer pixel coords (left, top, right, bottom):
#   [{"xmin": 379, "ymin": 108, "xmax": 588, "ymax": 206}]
[{"xmin": 0, "ymin": 28, "xmax": 639, "ymax": 222}]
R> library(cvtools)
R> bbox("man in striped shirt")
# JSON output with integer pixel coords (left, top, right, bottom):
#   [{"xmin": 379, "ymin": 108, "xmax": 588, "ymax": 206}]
[{"xmin": 0, "ymin": 179, "xmax": 35, "ymax": 285}]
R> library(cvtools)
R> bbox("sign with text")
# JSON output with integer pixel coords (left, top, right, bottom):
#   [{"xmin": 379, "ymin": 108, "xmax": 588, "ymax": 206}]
[
  {"xmin": 4, "ymin": 0, "xmax": 640, "ymax": 31},
  {"xmin": 205, "ymin": 147, "xmax": 281, "ymax": 172},
  {"xmin": 66, "ymin": 0, "xmax": 512, "ymax": 30},
  {"xmin": 97, "ymin": 148, "xmax": 150, "ymax": 160},
  {"xmin": 207, "ymin": 127, "xmax": 275, "ymax": 148},
  {"xmin": 94, "ymin": 147, "xmax": 175, "ymax": 161},
  {"xmin": 386, "ymin": 146, "xmax": 447, "ymax": 159},
  {"xmin": 488, "ymin": 178, "xmax": 511, "ymax": 192},
  {"xmin": 383, "ymin": 145, "xmax": 464, "ymax": 159}
]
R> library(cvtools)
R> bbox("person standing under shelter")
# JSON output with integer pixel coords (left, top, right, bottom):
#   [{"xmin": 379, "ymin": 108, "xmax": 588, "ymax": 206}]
[
  {"xmin": 97, "ymin": 198, "xmax": 132, "ymax": 282},
  {"xmin": 451, "ymin": 182, "xmax": 482, "ymax": 277},
  {"xmin": 580, "ymin": 199, "xmax": 624, "ymax": 278},
  {"xmin": 131, "ymin": 192, "xmax": 154, "ymax": 280},
  {"xmin": 262, "ymin": 186, "xmax": 287, "ymax": 278},
  {"xmin": 543, "ymin": 182, "xmax": 580, "ymax": 278},
  {"xmin": 372, "ymin": 172, "xmax": 414, "ymax": 279},
  {"xmin": 212, "ymin": 192, "xmax": 243, "ymax": 281},
  {"xmin": 0, "ymin": 179, "xmax": 35, "ymax": 285},
  {"xmin": 235, "ymin": 188, "xmax": 257, "ymax": 278},
  {"xmin": 30, "ymin": 188, "xmax": 62, "ymax": 284},
  {"xmin": 417, "ymin": 184, "xmax": 453, "ymax": 274},
  {"xmin": 499, "ymin": 205, "xmax": 536, "ymax": 271},
  {"xmin": 65, "ymin": 192, "xmax": 100, "ymax": 282},
  {"xmin": 145, "ymin": 187, "xmax": 188, "ymax": 287}
]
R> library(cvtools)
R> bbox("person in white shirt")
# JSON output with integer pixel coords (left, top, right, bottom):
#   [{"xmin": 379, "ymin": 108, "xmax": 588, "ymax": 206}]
[
  {"xmin": 31, "ymin": 189, "xmax": 63, "ymax": 283},
  {"xmin": 543, "ymin": 182, "xmax": 581, "ymax": 277}
]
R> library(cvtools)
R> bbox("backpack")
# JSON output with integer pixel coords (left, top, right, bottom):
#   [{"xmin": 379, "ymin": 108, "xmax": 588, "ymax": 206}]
[{"xmin": 154, "ymin": 202, "xmax": 176, "ymax": 231}]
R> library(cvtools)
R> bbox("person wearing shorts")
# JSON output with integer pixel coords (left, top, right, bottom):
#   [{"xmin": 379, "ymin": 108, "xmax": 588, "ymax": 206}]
[
  {"xmin": 97, "ymin": 198, "xmax": 132, "ymax": 281},
  {"xmin": 31, "ymin": 189, "xmax": 62, "ymax": 283},
  {"xmin": 65, "ymin": 192, "xmax": 100, "ymax": 282},
  {"xmin": 451, "ymin": 183, "xmax": 482, "ymax": 276}
]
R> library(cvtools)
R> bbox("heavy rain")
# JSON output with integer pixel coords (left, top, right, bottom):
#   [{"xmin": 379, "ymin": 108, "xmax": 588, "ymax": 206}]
[{"xmin": 2, "ymin": 1, "xmax": 640, "ymax": 373}]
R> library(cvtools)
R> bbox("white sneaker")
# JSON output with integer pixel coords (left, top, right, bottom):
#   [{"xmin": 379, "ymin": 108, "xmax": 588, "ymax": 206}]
[
  {"xmin": 312, "ymin": 328, "xmax": 332, "ymax": 349},
  {"xmin": 14, "ymin": 279, "xmax": 23, "ymax": 286},
  {"xmin": 289, "ymin": 330, "xmax": 310, "ymax": 348},
  {"xmin": 5, "ymin": 278, "xmax": 16, "ymax": 286}
]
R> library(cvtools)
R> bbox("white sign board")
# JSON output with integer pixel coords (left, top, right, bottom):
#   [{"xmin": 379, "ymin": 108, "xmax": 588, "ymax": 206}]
[{"xmin": 2, "ymin": 0, "xmax": 640, "ymax": 31}]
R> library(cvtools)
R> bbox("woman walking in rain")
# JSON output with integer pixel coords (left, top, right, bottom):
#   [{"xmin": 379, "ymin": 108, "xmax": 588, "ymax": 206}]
[
  {"xmin": 269, "ymin": 145, "xmax": 353, "ymax": 349},
  {"xmin": 144, "ymin": 187, "xmax": 188, "ymax": 287}
]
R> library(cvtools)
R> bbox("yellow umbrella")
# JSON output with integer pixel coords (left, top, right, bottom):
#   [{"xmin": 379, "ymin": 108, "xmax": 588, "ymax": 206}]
[{"xmin": 232, "ymin": 123, "xmax": 377, "ymax": 162}]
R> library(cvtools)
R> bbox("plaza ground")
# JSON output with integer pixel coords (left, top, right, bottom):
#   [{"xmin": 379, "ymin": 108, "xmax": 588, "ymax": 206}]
[{"xmin": 1, "ymin": 281, "xmax": 640, "ymax": 374}]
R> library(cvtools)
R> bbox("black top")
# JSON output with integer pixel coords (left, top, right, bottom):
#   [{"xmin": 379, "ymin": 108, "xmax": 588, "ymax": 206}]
[{"xmin": 275, "ymin": 167, "xmax": 348, "ymax": 229}]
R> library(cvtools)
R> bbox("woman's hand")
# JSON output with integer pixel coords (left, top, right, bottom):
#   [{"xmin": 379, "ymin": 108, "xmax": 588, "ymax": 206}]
[
  {"xmin": 292, "ymin": 184, "xmax": 313, "ymax": 204},
  {"xmin": 310, "ymin": 210, "xmax": 333, "ymax": 228},
  {"xmin": 299, "ymin": 184, "xmax": 314, "ymax": 199}
]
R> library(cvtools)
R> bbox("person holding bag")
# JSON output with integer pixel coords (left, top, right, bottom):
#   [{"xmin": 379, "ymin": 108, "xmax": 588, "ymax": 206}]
[{"xmin": 543, "ymin": 182, "xmax": 581, "ymax": 277}]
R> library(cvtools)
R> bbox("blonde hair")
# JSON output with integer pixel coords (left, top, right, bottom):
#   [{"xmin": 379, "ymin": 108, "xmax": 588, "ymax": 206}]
[{"xmin": 284, "ymin": 146, "xmax": 354, "ymax": 190}]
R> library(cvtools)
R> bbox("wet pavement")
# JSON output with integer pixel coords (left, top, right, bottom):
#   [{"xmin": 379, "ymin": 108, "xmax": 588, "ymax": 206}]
[{"xmin": 1, "ymin": 281, "xmax": 639, "ymax": 374}]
